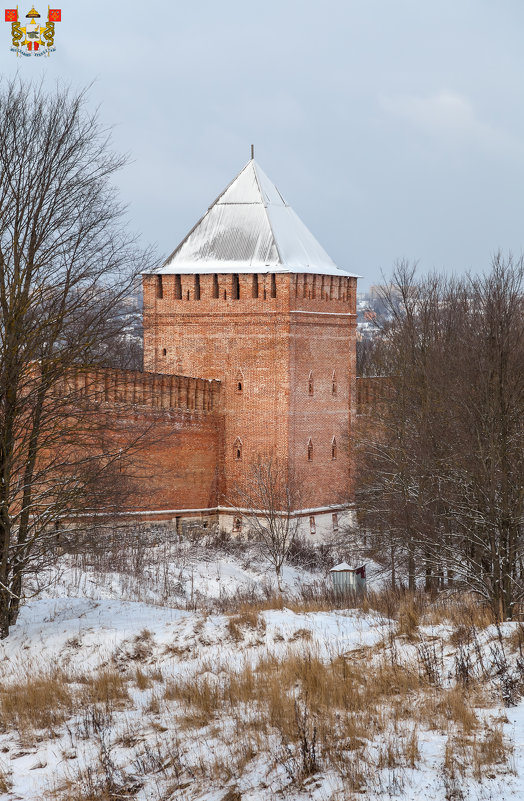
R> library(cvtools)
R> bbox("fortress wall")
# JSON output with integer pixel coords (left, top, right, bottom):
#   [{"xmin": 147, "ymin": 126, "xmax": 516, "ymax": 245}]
[
  {"xmin": 54, "ymin": 367, "xmax": 223, "ymax": 522},
  {"xmin": 355, "ymin": 375, "xmax": 392, "ymax": 415},
  {"xmin": 142, "ymin": 273, "xmax": 293, "ymax": 504},
  {"xmin": 110, "ymin": 405, "xmax": 223, "ymax": 520},
  {"xmin": 53, "ymin": 367, "xmax": 221, "ymax": 414},
  {"xmin": 142, "ymin": 272, "xmax": 358, "ymax": 520}
]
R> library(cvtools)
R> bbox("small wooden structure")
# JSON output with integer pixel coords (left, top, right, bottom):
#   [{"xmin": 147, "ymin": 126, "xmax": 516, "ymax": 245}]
[{"xmin": 330, "ymin": 562, "xmax": 366, "ymax": 593}]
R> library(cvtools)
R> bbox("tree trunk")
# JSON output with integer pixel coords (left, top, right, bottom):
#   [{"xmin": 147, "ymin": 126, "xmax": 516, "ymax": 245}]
[
  {"xmin": 391, "ymin": 543, "xmax": 396, "ymax": 590},
  {"xmin": 408, "ymin": 539, "xmax": 416, "ymax": 592}
]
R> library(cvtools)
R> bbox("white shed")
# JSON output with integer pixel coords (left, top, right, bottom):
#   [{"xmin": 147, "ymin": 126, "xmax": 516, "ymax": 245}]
[{"xmin": 330, "ymin": 562, "xmax": 366, "ymax": 593}]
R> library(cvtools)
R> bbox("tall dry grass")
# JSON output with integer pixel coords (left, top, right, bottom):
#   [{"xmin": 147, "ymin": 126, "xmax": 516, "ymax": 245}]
[
  {"xmin": 0, "ymin": 670, "xmax": 75, "ymax": 737},
  {"xmin": 0, "ymin": 762, "xmax": 11, "ymax": 794},
  {"xmin": 154, "ymin": 613, "xmax": 514, "ymax": 795},
  {"xmin": 1, "ymin": 581, "xmax": 516, "ymax": 800},
  {"xmin": 214, "ymin": 585, "xmax": 496, "ymax": 632},
  {"xmin": 81, "ymin": 669, "xmax": 129, "ymax": 710}
]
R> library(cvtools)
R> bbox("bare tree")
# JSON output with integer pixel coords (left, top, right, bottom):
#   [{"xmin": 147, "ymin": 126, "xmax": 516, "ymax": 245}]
[
  {"xmin": 356, "ymin": 256, "xmax": 524, "ymax": 618},
  {"xmin": 230, "ymin": 457, "xmax": 302, "ymax": 591},
  {"xmin": 0, "ymin": 78, "xmax": 155, "ymax": 637},
  {"xmin": 433, "ymin": 256, "xmax": 524, "ymax": 619},
  {"xmin": 356, "ymin": 262, "xmax": 451, "ymax": 589},
  {"xmin": 356, "ymin": 337, "xmax": 381, "ymax": 378}
]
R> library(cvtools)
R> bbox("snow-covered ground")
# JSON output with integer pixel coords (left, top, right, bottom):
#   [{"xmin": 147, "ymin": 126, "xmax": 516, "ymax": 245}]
[{"xmin": 1, "ymin": 535, "xmax": 523, "ymax": 800}]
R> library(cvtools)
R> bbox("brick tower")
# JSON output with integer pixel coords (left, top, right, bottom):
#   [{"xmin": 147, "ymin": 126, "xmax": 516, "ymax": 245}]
[{"xmin": 142, "ymin": 158, "xmax": 358, "ymax": 536}]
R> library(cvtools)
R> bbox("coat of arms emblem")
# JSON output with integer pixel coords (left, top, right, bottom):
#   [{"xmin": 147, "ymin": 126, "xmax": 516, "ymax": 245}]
[{"xmin": 5, "ymin": 5, "xmax": 61, "ymax": 56}]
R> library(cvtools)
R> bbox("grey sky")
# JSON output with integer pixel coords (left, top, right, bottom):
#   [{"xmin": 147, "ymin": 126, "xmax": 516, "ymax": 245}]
[{"xmin": 2, "ymin": 1, "xmax": 524, "ymax": 289}]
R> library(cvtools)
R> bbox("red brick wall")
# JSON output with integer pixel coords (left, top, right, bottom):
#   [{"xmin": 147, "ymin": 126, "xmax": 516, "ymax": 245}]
[
  {"xmin": 355, "ymin": 376, "xmax": 392, "ymax": 415},
  {"xmin": 114, "ymin": 406, "xmax": 223, "ymax": 516},
  {"xmin": 144, "ymin": 273, "xmax": 291, "ymax": 503},
  {"xmin": 57, "ymin": 367, "xmax": 224, "ymax": 519},
  {"xmin": 143, "ymin": 271, "xmax": 357, "ymax": 511},
  {"xmin": 289, "ymin": 276, "xmax": 357, "ymax": 508},
  {"xmin": 55, "ymin": 367, "xmax": 221, "ymax": 413}
]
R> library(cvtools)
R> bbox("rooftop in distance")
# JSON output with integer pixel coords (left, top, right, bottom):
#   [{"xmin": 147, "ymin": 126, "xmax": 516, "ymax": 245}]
[{"xmin": 150, "ymin": 159, "xmax": 357, "ymax": 278}]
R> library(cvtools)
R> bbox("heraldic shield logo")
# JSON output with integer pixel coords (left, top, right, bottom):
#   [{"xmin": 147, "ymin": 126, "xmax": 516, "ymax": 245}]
[{"xmin": 5, "ymin": 5, "xmax": 61, "ymax": 56}]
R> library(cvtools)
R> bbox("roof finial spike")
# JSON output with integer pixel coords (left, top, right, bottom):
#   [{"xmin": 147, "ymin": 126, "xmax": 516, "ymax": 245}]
[{"xmin": 251, "ymin": 144, "xmax": 254, "ymax": 160}]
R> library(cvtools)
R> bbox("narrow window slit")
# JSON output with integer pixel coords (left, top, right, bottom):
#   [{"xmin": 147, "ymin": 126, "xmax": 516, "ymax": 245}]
[{"xmin": 307, "ymin": 438, "xmax": 313, "ymax": 461}]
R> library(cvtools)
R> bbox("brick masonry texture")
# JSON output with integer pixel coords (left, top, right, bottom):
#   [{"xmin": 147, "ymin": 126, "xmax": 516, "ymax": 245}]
[
  {"xmin": 55, "ymin": 366, "xmax": 221, "ymax": 413},
  {"xmin": 356, "ymin": 376, "xmax": 393, "ymax": 415},
  {"xmin": 56, "ymin": 367, "xmax": 224, "ymax": 519},
  {"xmin": 142, "ymin": 271, "xmax": 357, "ymax": 512},
  {"xmin": 119, "ymin": 406, "xmax": 223, "ymax": 516}
]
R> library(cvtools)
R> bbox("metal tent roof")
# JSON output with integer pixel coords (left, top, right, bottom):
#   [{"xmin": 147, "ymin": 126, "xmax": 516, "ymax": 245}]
[{"xmin": 152, "ymin": 159, "xmax": 357, "ymax": 277}]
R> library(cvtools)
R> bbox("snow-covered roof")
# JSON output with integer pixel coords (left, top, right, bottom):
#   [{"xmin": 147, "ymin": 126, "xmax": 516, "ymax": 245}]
[
  {"xmin": 152, "ymin": 159, "xmax": 357, "ymax": 278},
  {"xmin": 330, "ymin": 562, "xmax": 355, "ymax": 572}
]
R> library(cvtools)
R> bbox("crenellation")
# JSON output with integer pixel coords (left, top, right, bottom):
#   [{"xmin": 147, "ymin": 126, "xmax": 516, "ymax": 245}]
[
  {"xmin": 141, "ymin": 270, "xmax": 357, "ymax": 510},
  {"xmin": 54, "ymin": 367, "xmax": 220, "ymax": 415},
  {"xmin": 125, "ymin": 159, "xmax": 359, "ymax": 528}
]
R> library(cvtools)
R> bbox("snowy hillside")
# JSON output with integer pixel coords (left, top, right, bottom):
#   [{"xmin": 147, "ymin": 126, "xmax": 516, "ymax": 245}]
[{"xmin": 1, "ymin": 531, "xmax": 524, "ymax": 800}]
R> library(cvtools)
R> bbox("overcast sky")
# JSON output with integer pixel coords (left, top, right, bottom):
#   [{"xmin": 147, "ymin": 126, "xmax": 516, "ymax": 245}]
[{"xmin": 2, "ymin": 1, "xmax": 524, "ymax": 289}]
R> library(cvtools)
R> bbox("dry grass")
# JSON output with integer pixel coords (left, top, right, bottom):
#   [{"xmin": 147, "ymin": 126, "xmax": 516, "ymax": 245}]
[
  {"xmin": 163, "ymin": 642, "xmax": 191, "ymax": 658},
  {"xmin": 0, "ymin": 671, "xmax": 74, "ymax": 735},
  {"xmin": 397, "ymin": 595, "xmax": 420, "ymax": 638},
  {"xmin": 221, "ymin": 789, "xmax": 242, "ymax": 801},
  {"xmin": 226, "ymin": 607, "xmax": 266, "ymax": 642},
  {"xmin": 4, "ymin": 589, "xmax": 518, "ymax": 800},
  {"xmin": 0, "ymin": 665, "xmax": 131, "ymax": 742},
  {"xmin": 151, "ymin": 616, "xmax": 513, "ymax": 796},
  {"xmin": 424, "ymin": 594, "xmax": 494, "ymax": 629},
  {"xmin": 161, "ymin": 645, "xmax": 427, "ymax": 758},
  {"xmin": 422, "ymin": 687, "xmax": 479, "ymax": 734},
  {"xmin": 51, "ymin": 770, "xmax": 142, "ymax": 801},
  {"xmin": 472, "ymin": 725, "xmax": 512, "ymax": 779},
  {"xmin": 0, "ymin": 762, "xmax": 11, "ymax": 794},
  {"xmin": 81, "ymin": 669, "xmax": 129, "ymax": 709},
  {"xmin": 444, "ymin": 724, "xmax": 513, "ymax": 786},
  {"xmin": 404, "ymin": 728, "xmax": 421, "ymax": 768},
  {"xmin": 376, "ymin": 735, "xmax": 411, "ymax": 771},
  {"xmin": 164, "ymin": 674, "xmax": 219, "ymax": 718},
  {"xmin": 129, "ymin": 628, "xmax": 155, "ymax": 661},
  {"xmin": 289, "ymin": 627, "xmax": 313, "ymax": 641},
  {"xmin": 442, "ymin": 688, "xmax": 479, "ymax": 733},
  {"xmin": 507, "ymin": 623, "xmax": 524, "ymax": 653},
  {"xmin": 217, "ymin": 587, "xmax": 496, "ymax": 633},
  {"xmin": 134, "ymin": 668, "xmax": 153, "ymax": 690}
]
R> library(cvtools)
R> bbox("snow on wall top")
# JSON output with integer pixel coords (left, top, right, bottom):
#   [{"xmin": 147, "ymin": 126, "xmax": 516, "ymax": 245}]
[{"xmin": 151, "ymin": 160, "xmax": 357, "ymax": 277}]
